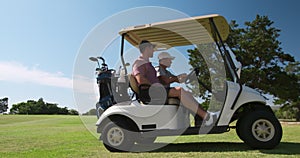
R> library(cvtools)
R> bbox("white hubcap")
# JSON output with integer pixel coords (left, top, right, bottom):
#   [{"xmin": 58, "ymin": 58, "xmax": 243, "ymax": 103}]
[
  {"xmin": 107, "ymin": 127, "xmax": 124, "ymax": 146},
  {"xmin": 252, "ymin": 119, "xmax": 275, "ymax": 142}
]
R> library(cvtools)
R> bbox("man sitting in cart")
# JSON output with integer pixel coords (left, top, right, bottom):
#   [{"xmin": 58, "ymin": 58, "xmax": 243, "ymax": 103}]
[
  {"xmin": 132, "ymin": 40, "xmax": 218, "ymax": 126},
  {"xmin": 155, "ymin": 52, "xmax": 187, "ymax": 87}
]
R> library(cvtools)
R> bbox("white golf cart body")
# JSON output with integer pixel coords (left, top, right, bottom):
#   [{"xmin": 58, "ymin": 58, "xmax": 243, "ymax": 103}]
[
  {"xmin": 96, "ymin": 14, "xmax": 282, "ymax": 151},
  {"xmin": 96, "ymin": 83, "xmax": 265, "ymax": 130},
  {"xmin": 97, "ymin": 101, "xmax": 190, "ymax": 130}
]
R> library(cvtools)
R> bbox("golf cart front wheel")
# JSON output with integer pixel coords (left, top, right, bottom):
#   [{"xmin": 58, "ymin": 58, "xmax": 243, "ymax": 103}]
[
  {"xmin": 237, "ymin": 110, "xmax": 282, "ymax": 149},
  {"xmin": 102, "ymin": 121, "xmax": 135, "ymax": 152}
]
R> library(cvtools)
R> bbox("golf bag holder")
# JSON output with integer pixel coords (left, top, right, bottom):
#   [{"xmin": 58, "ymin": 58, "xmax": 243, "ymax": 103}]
[{"xmin": 96, "ymin": 70, "xmax": 115, "ymax": 118}]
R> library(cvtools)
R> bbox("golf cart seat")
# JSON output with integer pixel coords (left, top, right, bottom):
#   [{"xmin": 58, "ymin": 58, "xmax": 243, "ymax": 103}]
[{"xmin": 129, "ymin": 74, "xmax": 180, "ymax": 105}]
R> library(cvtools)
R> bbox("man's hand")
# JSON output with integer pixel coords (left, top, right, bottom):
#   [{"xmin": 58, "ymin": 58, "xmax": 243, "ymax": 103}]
[{"xmin": 177, "ymin": 73, "xmax": 187, "ymax": 83}]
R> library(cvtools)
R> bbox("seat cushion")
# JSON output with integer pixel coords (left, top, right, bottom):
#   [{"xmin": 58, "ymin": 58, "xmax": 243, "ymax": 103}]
[{"xmin": 129, "ymin": 74, "xmax": 139, "ymax": 94}]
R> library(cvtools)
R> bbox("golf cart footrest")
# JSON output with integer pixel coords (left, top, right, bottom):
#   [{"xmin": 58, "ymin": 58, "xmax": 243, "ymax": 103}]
[
  {"xmin": 140, "ymin": 126, "xmax": 229, "ymax": 137},
  {"xmin": 183, "ymin": 126, "xmax": 229, "ymax": 135}
]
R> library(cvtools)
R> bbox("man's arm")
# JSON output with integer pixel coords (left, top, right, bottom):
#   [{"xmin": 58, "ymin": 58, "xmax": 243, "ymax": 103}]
[
  {"xmin": 158, "ymin": 75, "xmax": 178, "ymax": 85},
  {"xmin": 158, "ymin": 73, "xmax": 187, "ymax": 85}
]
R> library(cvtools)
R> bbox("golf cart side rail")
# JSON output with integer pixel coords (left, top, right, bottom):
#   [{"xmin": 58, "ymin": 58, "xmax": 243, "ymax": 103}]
[{"xmin": 208, "ymin": 18, "xmax": 243, "ymax": 110}]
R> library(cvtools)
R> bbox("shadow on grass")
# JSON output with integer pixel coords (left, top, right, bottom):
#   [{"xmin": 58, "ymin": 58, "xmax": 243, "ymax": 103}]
[
  {"xmin": 137, "ymin": 142, "xmax": 300, "ymax": 155},
  {"xmin": 150, "ymin": 142, "xmax": 250, "ymax": 152},
  {"xmin": 260, "ymin": 142, "xmax": 300, "ymax": 155}
]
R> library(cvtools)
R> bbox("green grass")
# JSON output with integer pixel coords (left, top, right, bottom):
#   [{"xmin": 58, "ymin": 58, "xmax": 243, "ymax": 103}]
[{"xmin": 0, "ymin": 115, "xmax": 300, "ymax": 158}]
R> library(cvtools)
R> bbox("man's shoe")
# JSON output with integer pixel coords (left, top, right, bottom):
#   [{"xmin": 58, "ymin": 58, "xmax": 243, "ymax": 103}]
[
  {"xmin": 207, "ymin": 110, "xmax": 220, "ymax": 118},
  {"xmin": 204, "ymin": 113, "xmax": 218, "ymax": 126}
]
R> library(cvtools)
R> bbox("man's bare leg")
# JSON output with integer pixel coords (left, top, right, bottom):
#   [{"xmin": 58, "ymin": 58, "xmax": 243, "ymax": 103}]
[{"xmin": 168, "ymin": 87, "xmax": 207, "ymax": 119}]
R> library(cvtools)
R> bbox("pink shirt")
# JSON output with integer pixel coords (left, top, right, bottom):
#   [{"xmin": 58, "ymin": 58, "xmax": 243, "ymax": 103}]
[{"xmin": 132, "ymin": 56, "xmax": 159, "ymax": 85}]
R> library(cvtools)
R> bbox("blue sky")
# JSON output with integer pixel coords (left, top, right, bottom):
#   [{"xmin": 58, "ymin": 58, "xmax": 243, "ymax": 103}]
[{"xmin": 0, "ymin": 0, "xmax": 299, "ymax": 111}]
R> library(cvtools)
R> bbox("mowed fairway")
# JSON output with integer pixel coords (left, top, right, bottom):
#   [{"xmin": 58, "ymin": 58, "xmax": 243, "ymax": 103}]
[{"xmin": 0, "ymin": 115, "xmax": 299, "ymax": 158}]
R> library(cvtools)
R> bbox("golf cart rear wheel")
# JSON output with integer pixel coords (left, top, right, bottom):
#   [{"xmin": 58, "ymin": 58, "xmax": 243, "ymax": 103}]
[
  {"xmin": 102, "ymin": 121, "xmax": 135, "ymax": 152},
  {"xmin": 237, "ymin": 110, "xmax": 282, "ymax": 149}
]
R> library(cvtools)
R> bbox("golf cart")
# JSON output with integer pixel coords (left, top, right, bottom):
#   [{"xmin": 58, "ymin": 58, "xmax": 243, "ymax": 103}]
[{"xmin": 93, "ymin": 14, "xmax": 282, "ymax": 152}]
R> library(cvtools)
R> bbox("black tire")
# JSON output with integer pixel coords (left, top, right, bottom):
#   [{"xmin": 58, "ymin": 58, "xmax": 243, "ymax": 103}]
[
  {"xmin": 102, "ymin": 121, "xmax": 135, "ymax": 152},
  {"xmin": 237, "ymin": 110, "xmax": 282, "ymax": 149},
  {"xmin": 136, "ymin": 137, "xmax": 156, "ymax": 144},
  {"xmin": 236, "ymin": 116, "xmax": 246, "ymax": 141}
]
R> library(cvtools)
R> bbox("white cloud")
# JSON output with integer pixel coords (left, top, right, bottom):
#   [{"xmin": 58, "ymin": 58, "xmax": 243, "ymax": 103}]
[
  {"xmin": 0, "ymin": 61, "xmax": 72, "ymax": 89},
  {"xmin": 73, "ymin": 74, "xmax": 97, "ymax": 94}
]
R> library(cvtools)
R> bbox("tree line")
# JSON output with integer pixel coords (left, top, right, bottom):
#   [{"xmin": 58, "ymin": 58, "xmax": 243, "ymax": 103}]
[
  {"xmin": 8, "ymin": 98, "xmax": 78, "ymax": 115},
  {"xmin": 0, "ymin": 97, "xmax": 8, "ymax": 113}
]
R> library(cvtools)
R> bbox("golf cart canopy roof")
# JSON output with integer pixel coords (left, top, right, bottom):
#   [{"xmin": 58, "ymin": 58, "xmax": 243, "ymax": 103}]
[{"xmin": 119, "ymin": 14, "xmax": 229, "ymax": 49}]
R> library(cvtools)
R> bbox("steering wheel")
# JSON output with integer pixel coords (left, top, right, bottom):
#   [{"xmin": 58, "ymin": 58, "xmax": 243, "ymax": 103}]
[{"xmin": 185, "ymin": 68, "xmax": 198, "ymax": 84}]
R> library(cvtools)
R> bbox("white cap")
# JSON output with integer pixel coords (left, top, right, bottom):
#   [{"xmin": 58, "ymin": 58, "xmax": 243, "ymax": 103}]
[{"xmin": 158, "ymin": 52, "xmax": 175, "ymax": 60}]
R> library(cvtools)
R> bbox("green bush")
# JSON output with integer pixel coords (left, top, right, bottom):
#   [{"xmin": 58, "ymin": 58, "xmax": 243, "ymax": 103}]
[{"xmin": 275, "ymin": 106, "xmax": 299, "ymax": 120}]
